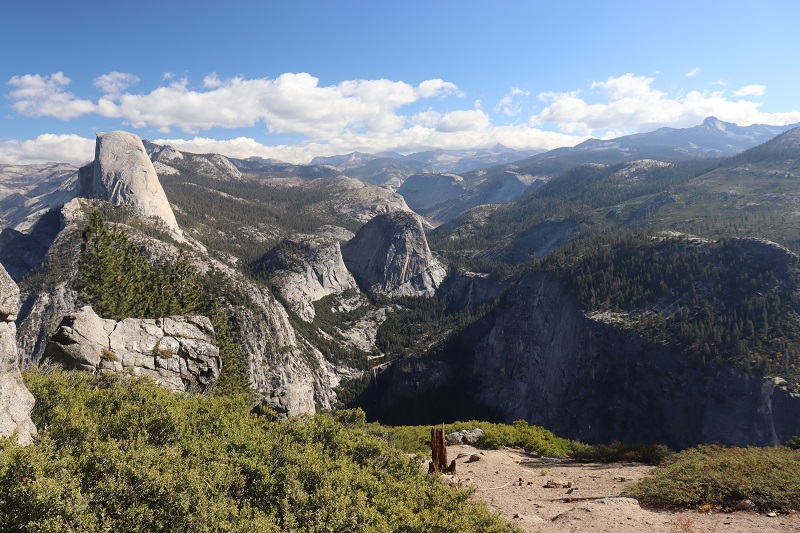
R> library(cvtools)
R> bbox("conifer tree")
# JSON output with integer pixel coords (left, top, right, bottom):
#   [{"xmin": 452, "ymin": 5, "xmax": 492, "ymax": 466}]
[
  {"xmin": 170, "ymin": 250, "xmax": 203, "ymax": 314},
  {"xmin": 77, "ymin": 211, "xmax": 126, "ymax": 318}
]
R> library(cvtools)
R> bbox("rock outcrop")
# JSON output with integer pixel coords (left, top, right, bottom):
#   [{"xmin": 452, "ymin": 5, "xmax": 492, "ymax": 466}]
[
  {"xmin": 262, "ymin": 226, "xmax": 357, "ymax": 322},
  {"xmin": 369, "ymin": 270, "xmax": 800, "ymax": 448},
  {"xmin": 397, "ymin": 173, "xmax": 465, "ymax": 212},
  {"xmin": 0, "ymin": 264, "xmax": 36, "ymax": 445},
  {"xmin": 78, "ymin": 131, "xmax": 182, "ymax": 237},
  {"xmin": 42, "ymin": 306, "xmax": 220, "ymax": 393},
  {"xmin": 342, "ymin": 211, "xmax": 446, "ymax": 297}
]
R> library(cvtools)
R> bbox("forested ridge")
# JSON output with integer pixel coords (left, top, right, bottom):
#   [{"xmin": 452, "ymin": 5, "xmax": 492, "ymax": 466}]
[{"xmin": 539, "ymin": 232, "xmax": 800, "ymax": 380}]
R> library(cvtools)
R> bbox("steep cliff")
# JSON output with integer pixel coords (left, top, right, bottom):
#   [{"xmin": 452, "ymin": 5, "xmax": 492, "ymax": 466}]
[
  {"xmin": 0, "ymin": 264, "xmax": 36, "ymax": 445},
  {"xmin": 342, "ymin": 211, "xmax": 446, "ymax": 297},
  {"xmin": 260, "ymin": 226, "xmax": 357, "ymax": 322},
  {"xmin": 397, "ymin": 173, "xmax": 465, "ymax": 212},
  {"xmin": 78, "ymin": 131, "xmax": 182, "ymax": 238},
  {"xmin": 14, "ymin": 198, "xmax": 350, "ymax": 417},
  {"xmin": 368, "ymin": 270, "xmax": 800, "ymax": 448}
]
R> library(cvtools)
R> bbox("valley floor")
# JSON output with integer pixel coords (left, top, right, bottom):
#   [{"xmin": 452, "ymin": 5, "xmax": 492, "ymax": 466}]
[{"xmin": 441, "ymin": 444, "xmax": 800, "ymax": 532}]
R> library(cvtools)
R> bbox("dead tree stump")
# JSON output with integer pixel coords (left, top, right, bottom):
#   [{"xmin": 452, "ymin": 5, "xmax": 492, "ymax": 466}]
[{"xmin": 430, "ymin": 425, "xmax": 448, "ymax": 473}]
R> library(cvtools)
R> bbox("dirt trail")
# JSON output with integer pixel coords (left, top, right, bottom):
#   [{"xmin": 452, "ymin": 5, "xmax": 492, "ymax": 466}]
[{"xmin": 440, "ymin": 444, "xmax": 800, "ymax": 532}]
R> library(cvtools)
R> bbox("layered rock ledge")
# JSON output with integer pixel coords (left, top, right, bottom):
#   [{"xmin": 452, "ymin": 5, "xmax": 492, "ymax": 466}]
[{"xmin": 43, "ymin": 306, "xmax": 220, "ymax": 393}]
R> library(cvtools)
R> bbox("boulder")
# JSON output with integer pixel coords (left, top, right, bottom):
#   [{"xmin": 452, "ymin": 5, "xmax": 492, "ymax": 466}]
[
  {"xmin": 0, "ymin": 264, "xmax": 36, "ymax": 445},
  {"xmin": 445, "ymin": 428, "xmax": 485, "ymax": 445},
  {"xmin": 42, "ymin": 306, "xmax": 220, "ymax": 393}
]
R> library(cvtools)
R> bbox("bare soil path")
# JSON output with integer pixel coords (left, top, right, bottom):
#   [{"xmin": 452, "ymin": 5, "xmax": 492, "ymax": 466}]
[{"xmin": 441, "ymin": 444, "xmax": 800, "ymax": 532}]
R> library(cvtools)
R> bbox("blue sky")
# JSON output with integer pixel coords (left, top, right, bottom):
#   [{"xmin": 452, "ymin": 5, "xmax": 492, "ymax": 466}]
[{"xmin": 2, "ymin": 0, "xmax": 799, "ymax": 164}]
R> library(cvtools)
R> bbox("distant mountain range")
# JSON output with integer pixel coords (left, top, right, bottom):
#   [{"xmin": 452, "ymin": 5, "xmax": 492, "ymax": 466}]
[
  {"xmin": 311, "ymin": 145, "xmax": 539, "ymax": 187},
  {"xmin": 301, "ymin": 118, "xmax": 799, "ymax": 224}
]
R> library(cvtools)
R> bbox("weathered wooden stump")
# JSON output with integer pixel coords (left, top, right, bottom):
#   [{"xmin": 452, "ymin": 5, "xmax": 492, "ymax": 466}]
[{"xmin": 430, "ymin": 424, "xmax": 449, "ymax": 473}]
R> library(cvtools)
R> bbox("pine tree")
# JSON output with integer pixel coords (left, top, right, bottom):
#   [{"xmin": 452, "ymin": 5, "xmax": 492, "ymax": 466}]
[
  {"xmin": 77, "ymin": 211, "xmax": 126, "ymax": 318},
  {"xmin": 170, "ymin": 250, "xmax": 203, "ymax": 314}
]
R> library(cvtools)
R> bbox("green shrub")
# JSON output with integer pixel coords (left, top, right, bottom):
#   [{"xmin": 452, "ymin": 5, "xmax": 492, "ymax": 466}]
[
  {"xmin": 0, "ymin": 368, "xmax": 520, "ymax": 532},
  {"xmin": 366, "ymin": 419, "xmax": 570, "ymax": 457},
  {"xmin": 624, "ymin": 444, "xmax": 800, "ymax": 510},
  {"xmin": 568, "ymin": 441, "xmax": 673, "ymax": 465}
]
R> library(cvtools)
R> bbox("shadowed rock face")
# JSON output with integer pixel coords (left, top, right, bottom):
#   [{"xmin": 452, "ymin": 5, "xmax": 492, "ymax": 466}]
[
  {"xmin": 78, "ymin": 131, "xmax": 182, "ymax": 236},
  {"xmin": 42, "ymin": 306, "xmax": 220, "ymax": 394},
  {"xmin": 342, "ymin": 211, "xmax": 446, "ymax": 297},
  {"xmin": 0, "ymin": 264, "xmax": 36, "ymax": 445},
  {"xmin": 368, "ymin": 270, "xmax": 800, "ymax": 449}
]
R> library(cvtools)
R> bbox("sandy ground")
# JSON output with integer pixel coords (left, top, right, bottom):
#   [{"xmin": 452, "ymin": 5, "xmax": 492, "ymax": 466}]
[{"xmin": 437, "ymin": 444, "xmax": 800, "ymax": 533}]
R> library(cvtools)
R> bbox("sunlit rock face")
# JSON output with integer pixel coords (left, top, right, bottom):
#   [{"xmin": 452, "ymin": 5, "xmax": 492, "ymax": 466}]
[
  {"xmin": 0, "ymin": 263, "xmax": 36, "ymax": 445},
  {"xmin": 42, "ymin": 306, "xmax": 220, "ymax": 394},
  {"xmin": 78, "ymin": 131, "xmax": 182, "ymax": 237}
]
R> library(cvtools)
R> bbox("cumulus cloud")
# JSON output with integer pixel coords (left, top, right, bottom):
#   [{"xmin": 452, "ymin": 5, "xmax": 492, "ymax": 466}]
[
  {"xmin": 203, "ymin": 73, "xmax": 222, "ymax": 89},
  {"xmin": 436, "ymin": 109, "xmax": 490, "ymax": 132},
  {"xmin": 494, "ymin": 87, "xmax": 530, "ymax": 116},
  {"xmin": 0, "ymin": 134, "xmax": 94, "ymax": 165},
  {"xmin": 533, "ymin": 73, "xmax": 799, "ymax": 134},
  {"xmin": 685, "ymin": 67, "xmax": 700, "ymax": 77},
  {"xmin": 94, "ymin": 72, "xmax": 140, "ymax": 94},
  {"xmin": 6, "ymin": 72, "xmax": 96, "ymax": 120},
  {"xmin": 733, "ymin": 84, "xmax": 766, "ymax": 97},
  {"xmin": 7, "ymin": 72, "xmax": 465, "ymax": 137},
  {"xmin": 5, "ymin": 71, "xmax": 798, "ymax": 166}
]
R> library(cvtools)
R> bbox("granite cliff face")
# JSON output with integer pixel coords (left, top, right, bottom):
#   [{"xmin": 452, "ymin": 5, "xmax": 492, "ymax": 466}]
[
  {"xmin": 342, "ymin": 211, "xmax": 446, "ymax": 297},
  {"xmin": 369, "ymin": 270, "xmax": 800, "ymax": 448},
  {"xmin": 262, "ymin": 226, "xmax": 357, "ymax": 322},
  {"xmin": 397, "ymin": 173, "xmax": 465, "ymax": 212},
  {"xmin": 0, "ymin": 264, "xmax": 36, "ymax": 445},
  {"xmin": 42, "ymin": 306, "xmax": 221, "ymax": 393},
  {"xmin": 78, "ymin": 131, "xmax": 182, "ymax": 237}
]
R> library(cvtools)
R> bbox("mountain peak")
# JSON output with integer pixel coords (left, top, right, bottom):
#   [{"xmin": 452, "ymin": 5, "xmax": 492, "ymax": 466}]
[
  {"xmin": 78, "ymin": 131, "xmax": 183, "ymax": 238},
  {"xmin": 701, "ymin": 116, "xmax": 726, "ymax": 130}
]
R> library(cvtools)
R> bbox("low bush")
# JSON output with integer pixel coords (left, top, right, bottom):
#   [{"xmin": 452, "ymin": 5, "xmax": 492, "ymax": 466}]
[
  {"xmin": 568, "ymin": 441, "xmax": 673, "ymax": 465},
  {"xmin": 0, "ymin": 369, "xmax": 520, "ymax": 532},
  {"xmin": 364, "ymin": 418, "xmax": 570, "ymax": 457},
  {"xmin": 624, "ymin": 444, "xmax": 800, "ymax": 510}
]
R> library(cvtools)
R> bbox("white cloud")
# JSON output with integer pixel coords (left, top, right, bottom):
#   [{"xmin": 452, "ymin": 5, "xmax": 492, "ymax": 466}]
[
  {"xmin": 6, "ymin": 72, "xmax": 465, "ymax": 137},
  {"xmin": 203, "ymin": 73, "xmax": 222, "ymax": 89},
  {"xmin": 533, "ymin": 73, "xmax": 799, "ymax": 134},
  {"xmin": 538, "ymin": 90, "xmax": 581, "ymax": 102},
  {"xmin": 0, "ymin": 133, "xmax": 94, "ymax": 165},
  {"xmin": 416, "ymin": 79, "xmax": 463, "ymax": 98},
  {"xmin": 6, "ymin": 72, "xmax": 96, "ymax": 120},
  {"xmin": 436, "ymin": 109, "xmax": 490, "ymax": 132},
  {"xmin": 94, "ymin": 72, "xmax": 140, "ymax": 94},
  {"xmin": 712, "ymin": 79, "xmax": 728, "ymax": 86},
  {"xmin": 685, "ymin": 67, "xmax": 700, "ymax": 77},
  {"xmin": 494, "ymin": 87, "xmax": 530, "ymax": 116},
  {"xmin": 5, "ymin": 71, "xmax": 798, "ymax": 167},
  {"xmin": 733, "ymin": 84, "xmax": 766, "ymax": 97}
]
